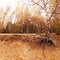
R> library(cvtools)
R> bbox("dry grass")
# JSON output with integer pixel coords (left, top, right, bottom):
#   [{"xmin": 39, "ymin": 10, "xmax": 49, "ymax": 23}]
[{"xmin": 0, "ymin": 33, "xmax": 60, "ymax": 60}]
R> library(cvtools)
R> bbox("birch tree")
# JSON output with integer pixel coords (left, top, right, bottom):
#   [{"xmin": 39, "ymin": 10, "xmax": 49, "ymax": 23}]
[{"xmin": 30, "ymin": 0, "xmax": 59, "ymax": 41}]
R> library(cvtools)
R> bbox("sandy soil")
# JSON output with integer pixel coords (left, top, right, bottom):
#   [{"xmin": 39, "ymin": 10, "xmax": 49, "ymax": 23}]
[{"xmin": 0, "ymin": 33, "xmax": 60, "ymax": 60}]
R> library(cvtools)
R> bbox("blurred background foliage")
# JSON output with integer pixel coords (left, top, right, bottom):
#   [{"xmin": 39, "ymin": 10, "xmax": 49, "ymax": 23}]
[{"xmin": 0, "ymin": 0, "xmax": 60, "ymax": 34}]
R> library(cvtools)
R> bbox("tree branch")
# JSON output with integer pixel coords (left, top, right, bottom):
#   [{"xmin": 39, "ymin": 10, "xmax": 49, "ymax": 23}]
[
  {"xmin": 31, "ymin": 0, "xmax": 45, "ymax": 9},
  {"xmin": 49, "ymin": 0, "xmax": 58, "ymax": 20}
]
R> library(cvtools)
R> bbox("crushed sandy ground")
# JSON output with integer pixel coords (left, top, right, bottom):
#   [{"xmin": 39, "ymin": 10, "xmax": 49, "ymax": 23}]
[{"xmin": 0, "ymin": 34, "xmax": 60, "ymax": 60}]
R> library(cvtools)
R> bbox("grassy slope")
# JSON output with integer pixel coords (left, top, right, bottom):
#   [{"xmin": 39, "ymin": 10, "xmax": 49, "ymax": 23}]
[{"xmin": 0, "ymin": 34, "xmax": 60, "ymax": 60}]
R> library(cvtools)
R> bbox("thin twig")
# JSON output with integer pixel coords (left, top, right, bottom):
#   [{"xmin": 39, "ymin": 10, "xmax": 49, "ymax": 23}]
[{"xmin": 31, "ymin": 0, "xmax": 45, "ymax": 10}]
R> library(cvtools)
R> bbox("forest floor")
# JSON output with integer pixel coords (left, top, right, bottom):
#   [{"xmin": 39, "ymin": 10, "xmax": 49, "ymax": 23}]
[{"xmin": 0, "ymin": 33, "xmax": 60, "ymax": 60}]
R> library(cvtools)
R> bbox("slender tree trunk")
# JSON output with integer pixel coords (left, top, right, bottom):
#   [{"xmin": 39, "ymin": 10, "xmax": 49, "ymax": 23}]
[{"xmin": 46, "ymin": 19, "xmax": 50, "ymax": 41}]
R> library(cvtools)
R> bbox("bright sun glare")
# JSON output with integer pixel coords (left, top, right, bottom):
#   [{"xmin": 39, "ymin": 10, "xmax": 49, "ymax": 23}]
[
  {"xmin": 0, "ymin": 0, "xmax": 29, "ymax": 24},
  {"xmin": 0, "ymin": 0, "xmax": 19, "ymax": 11},
  {"xmin": 0, "ymin": 0, "xmax": 48, "ymax": 25}
]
